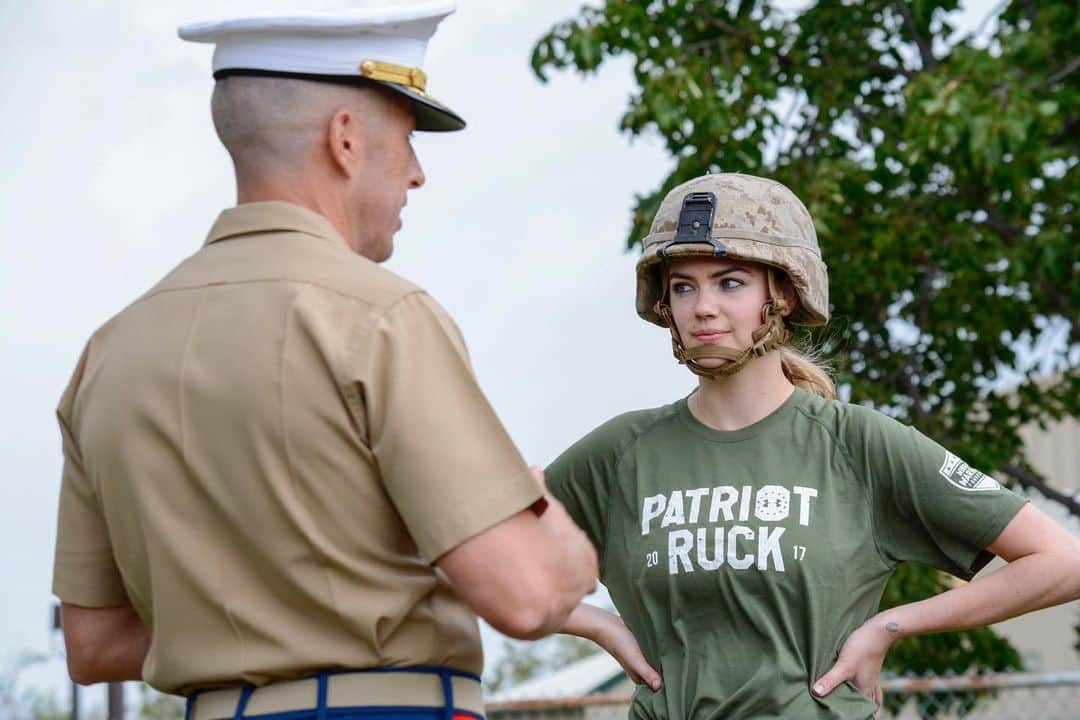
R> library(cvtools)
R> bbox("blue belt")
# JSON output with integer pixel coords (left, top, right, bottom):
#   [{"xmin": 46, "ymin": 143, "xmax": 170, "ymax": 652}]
[{"xmin": 184, "ymin": 667, "xmax": 484, "ymax": 720}]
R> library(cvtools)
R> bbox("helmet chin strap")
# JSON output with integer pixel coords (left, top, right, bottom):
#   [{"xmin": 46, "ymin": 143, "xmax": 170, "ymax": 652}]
[{"xmin": 655, "ymin": 267, "xmax": 793, "ymax": 379}]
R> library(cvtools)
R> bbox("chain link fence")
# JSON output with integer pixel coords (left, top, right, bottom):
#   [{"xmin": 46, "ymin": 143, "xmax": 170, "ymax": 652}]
[{"xmin": 486, "ymin": 671, "xmax": 1080, "ymax": 720}]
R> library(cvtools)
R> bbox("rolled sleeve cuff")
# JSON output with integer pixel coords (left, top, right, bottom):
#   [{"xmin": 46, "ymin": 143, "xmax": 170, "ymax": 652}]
[
  {"xmin": 419, "ymin": 469, "xmax": 544, "ymax": 563},
  {"xmin": 52, "ymin": 556, "xmax": 130, "ymax": 607}
]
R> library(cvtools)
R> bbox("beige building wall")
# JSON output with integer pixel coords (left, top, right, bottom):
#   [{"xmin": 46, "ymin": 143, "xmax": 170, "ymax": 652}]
[
  {"xmin": 1018, "ymin": 413, "xmax": 1079, "ymax": 491},
  {"xmin": 984, "ymin": 413, "xmax": 1080, "ymax": 671}
]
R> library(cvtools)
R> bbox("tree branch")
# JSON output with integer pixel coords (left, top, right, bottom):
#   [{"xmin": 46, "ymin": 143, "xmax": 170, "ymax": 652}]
[
  {"xmin": 776, "ymin": 94, "xmax": 805, "ymax": 159},
  {"xmin": 886, "ymin": 48, "xmax": 916, "ymax": 78},
  {"xmin": 1050, "ymin": 116, "xmax": 1079, "ymax": 146},
  {"xmin": 1037, "ymin": 280, "xmax": 1080, "ymax": 345},
  {"xmin": 794, "ymin": 107, "xmax": 824, "ymax": 158},
  {"xmin": 1021, "ymin": 0, "xmax": 1038, "ymax": 26},
  {"xmin": 887, "ymin": 267, "xmax": 940, "ymax": 426},
  {"xmin": 982, "ymin": 205, "xmax": 1023, "ymax": 243},
  {"xmin": 1001, "ymin": 463, "xmax": 1080, "ymax": 517},
  {"xmin": 683, "ymin": 36, "xmax": 728, "ymax": 55},
  {"xmin": 691, "ymin": 6, "xmax": 749, "ymax": 37},
  {"xmin": 892, "ymin": 1, "xmax": 939, "ymax": 71},
  {"xmin": 871, "ymin": 60, "xmax": 912, "ymax": 80},
  {"xmin": 897, "ymin": 359, "xmax": 929, "ymax": 425},
  {"xmin": 850, "ymin": 105, "xmax": 876, "ymax": 146},
  {"xmin": 1044, "ymin": 57, "xmax": 1080, "ymax": 87}
]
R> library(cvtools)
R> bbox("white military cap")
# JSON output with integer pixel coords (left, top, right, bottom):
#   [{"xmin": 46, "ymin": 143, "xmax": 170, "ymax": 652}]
[{"xmin": 178, "ymin": 2, "xmax": 464, "ymax": 132}]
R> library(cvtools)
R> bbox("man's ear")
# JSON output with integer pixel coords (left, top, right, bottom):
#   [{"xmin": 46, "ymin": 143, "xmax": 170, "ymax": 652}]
[{"xmin": 327, "ymin": 107, "xmax": 363, "ymax": 178}]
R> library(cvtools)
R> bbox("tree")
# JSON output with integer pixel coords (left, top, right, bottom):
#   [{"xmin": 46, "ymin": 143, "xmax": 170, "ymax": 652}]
[
  {"xmin": 0, "ymin": 652, "xmax": 184, "ymax": 720},
  {"xmin": 531, "ymin": 0, "xmax": 1076, "ymax": 689},
  {"xmin": 0, "ymin": 652, "xmax": 82, "ymax": 720},
  {"xmin": 485, "ymin": 634, "xmax": 603, "ymax": 692},
  {"xmin": 136, "ymin": 683, "xmax": 184, "ymax": 720},
  {"xmin": 0, "ymin": 652, "xmax": 45, "ymax": 720},
  {"xmin": 18, "ymin": 690, "xmax": 68, "ymax": 720}
]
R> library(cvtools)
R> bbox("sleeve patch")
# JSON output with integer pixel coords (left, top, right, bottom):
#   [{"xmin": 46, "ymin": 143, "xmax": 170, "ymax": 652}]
[{"xmin": 938, "ymin": 451, "xmax": 1000, "ymax": 492}]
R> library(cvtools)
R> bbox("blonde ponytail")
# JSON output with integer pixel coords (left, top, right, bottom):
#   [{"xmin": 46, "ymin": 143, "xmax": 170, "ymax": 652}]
[{"xmin": 779, "ymin": 344, "xmax": 836, "ymax": 399}]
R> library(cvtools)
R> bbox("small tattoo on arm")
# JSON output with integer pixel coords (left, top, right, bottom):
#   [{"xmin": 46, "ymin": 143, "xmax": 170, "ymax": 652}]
[{"xmin": 885, "ymin": 622, "xmax": 900, "ymax": 635}]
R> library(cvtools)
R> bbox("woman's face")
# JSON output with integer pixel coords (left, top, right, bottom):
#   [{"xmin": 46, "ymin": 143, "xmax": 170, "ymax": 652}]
[{"xmin": 666, "ymin": 257, "xmax": 780, "ymax": 367}]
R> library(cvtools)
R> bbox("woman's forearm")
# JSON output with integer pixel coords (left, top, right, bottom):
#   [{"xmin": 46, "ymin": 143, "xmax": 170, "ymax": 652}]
[
  {"xmin": 559, "ymin": 602, "xmax": 615, "ymax": 642},
  {"xmin": 558, "ymin": 603, "xmax": 663, "ymax": 691},
  {"xmin": 877, "ymin": 550, "xmax": 1080, "ymax": 644},
  {"xmin": 814, "ymin": 507, "xmax": 1080, "ymax": 699}
]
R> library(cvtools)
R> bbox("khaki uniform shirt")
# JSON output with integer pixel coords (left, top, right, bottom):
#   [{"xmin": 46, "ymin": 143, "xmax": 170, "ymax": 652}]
[{"xmin": 52, "ymin": 202, "xmax": 542, "ymax": 694}]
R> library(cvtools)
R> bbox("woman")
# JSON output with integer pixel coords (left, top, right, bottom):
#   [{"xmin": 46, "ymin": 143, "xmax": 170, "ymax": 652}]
[{"xmin": 546, "ymin": 173, "xmax": 1080, "ymax": 719}]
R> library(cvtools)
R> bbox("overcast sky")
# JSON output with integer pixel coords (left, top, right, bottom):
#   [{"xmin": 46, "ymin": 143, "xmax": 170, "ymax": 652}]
[{"xmin": 0, "ymin": 0, "xmax": 1005, "ymax": 707}]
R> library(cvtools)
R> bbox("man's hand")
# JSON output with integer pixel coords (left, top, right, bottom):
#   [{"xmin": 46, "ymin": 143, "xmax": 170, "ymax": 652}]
[{"xmin": 812, "ymin": 616, "xmax": 896, "ymax": 706}]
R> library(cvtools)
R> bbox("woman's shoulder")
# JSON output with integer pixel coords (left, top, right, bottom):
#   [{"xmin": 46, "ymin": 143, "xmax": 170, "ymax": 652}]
[
  {"xmin": 604, "ymin": 401, "xmax": 682, "ymax": 434},
  {"xmin": 792, "ymin": 390, "xmax": 905, "ymax": 445},
  {"xmin": 557, "ymin": 401, "xmax": 682, "ymax": 463}
]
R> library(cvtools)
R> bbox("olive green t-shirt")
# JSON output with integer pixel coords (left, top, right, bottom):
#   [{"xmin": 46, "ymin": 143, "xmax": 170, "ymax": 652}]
[{"xmin": 547, "ymin": 388, "xmax": 1026, "ymax": 720}]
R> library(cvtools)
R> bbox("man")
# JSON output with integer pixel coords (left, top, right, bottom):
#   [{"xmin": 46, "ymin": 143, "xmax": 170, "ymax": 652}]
[{"xmin": 52, "ymin": 5, "xmax": 598, "ymax": 719}]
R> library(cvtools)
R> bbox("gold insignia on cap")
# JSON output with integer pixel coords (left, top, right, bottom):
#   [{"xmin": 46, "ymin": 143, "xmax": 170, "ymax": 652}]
[{"xmin": 359, "ymin": 59, "xmax": 427, "ymax": 94}]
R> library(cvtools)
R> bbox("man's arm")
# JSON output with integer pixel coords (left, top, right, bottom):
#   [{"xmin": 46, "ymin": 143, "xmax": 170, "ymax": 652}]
[
  {"xmin": 61, "ymin": 603, "xmax": 150, "ymax": 685},
  {"xmin": 436, "ymin": 484, "xmax": 598, "ymax": 640}
]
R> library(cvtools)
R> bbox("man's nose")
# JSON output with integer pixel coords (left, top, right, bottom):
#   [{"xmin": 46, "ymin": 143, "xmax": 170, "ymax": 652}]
[{"xmin": 409, "ymin": 153, "xmax": 426, "ymax": 190}]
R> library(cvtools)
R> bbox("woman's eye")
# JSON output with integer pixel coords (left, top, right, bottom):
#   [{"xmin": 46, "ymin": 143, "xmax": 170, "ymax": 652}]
[
  {"xmin": 721, "ymin": 278, "xmax": 744, "ymax": 290},
  {"xmin": 672, "ymin": 282, "xmax": 693, "ymax": 294}
]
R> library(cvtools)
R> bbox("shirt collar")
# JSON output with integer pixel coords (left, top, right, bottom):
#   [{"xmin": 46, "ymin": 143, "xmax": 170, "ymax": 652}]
[{"xmin": 204, "ymin": 201, "xmax": 347, "ymax": 248}]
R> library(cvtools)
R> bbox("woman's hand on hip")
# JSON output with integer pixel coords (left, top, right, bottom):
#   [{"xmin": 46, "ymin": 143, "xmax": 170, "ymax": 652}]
[
  {"xmin": 595, "ymin": 610, "xmax": 662, "ymax": 692},
  {"xmin": 813, "ymin": 615, "xmax": 897, "ymax": 706}
]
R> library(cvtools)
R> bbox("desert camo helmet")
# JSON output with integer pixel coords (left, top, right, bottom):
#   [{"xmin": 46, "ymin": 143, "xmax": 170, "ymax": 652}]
[{"xmin": 636, "ymin": 173, "xmax": 829, "ymax": 377}]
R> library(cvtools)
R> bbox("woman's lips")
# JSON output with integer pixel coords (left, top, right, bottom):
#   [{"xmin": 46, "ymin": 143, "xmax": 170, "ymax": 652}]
[{"xmin": 692, "ymin": 331, "xmax": 728, "ymax": 342}]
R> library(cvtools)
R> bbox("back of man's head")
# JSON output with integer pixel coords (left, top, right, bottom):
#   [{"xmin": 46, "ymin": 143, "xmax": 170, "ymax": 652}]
[
  {"xmin": 210, "ymin": 75, "xmax": 422, "ymax": 261},
  {"xmin": 211, "ymin": 76, "xmax": 384, "ymax": 182}
]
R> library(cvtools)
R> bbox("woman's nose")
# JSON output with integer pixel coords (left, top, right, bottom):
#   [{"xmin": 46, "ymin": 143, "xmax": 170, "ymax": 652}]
[{"xmin": 694, "ymin": 292, "xmax": 718, "ymax": 318}]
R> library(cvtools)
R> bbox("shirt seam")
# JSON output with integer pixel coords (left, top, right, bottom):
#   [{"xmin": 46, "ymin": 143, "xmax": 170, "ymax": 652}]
[
  {"xmin": 793, "ymin": 405, "xmax": 894, "ymax": 572},
  {"xmin": 178, "ymin": 287, "xmax": 248, "ymax": 658},
  {"xmin": 339, "ymin": 290, "xmax": 430, "ymax": 440},
  {"xmin": 208, "ymin": 226, "xmax": 342, "ymax": 247},
  {"xmin": 675, "ymin": 390, "xmax": 802, "ymax": 443},
  {"xmin": 599, "ymin": 406, "xmax": 682, "ymax": 577},
  {"xmin": 134, "ymin": 277, "xmax": 415, "ymax": 311},
  {"xmin": 971, "ymin": 497, "xmax": 1025, "ymax": 549}
]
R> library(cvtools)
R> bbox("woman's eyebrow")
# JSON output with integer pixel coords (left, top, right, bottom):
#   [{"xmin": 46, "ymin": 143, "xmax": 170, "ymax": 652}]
[
  {"xmin": 710, "ymin": 267, "xmax": 749, "ymax": 278},
  {"xmin": 669, "ymin": 267, "xmax": 747, "ymax": 280}
]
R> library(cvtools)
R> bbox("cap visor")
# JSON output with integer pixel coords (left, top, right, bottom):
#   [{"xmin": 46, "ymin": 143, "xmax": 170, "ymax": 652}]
[
  {"xmin": 210, "ymin": 69, "xmax": 465, "ymax": 132},
  {"xmin": 380, "ymin": 83, "xmax": 465, "ymax": 132}
]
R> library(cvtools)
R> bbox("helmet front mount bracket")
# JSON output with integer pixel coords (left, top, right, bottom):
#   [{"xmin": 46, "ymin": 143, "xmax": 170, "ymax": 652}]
[{"xmin": 656, "ymin": 191, "xmax": 727, "ymax": 259}]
